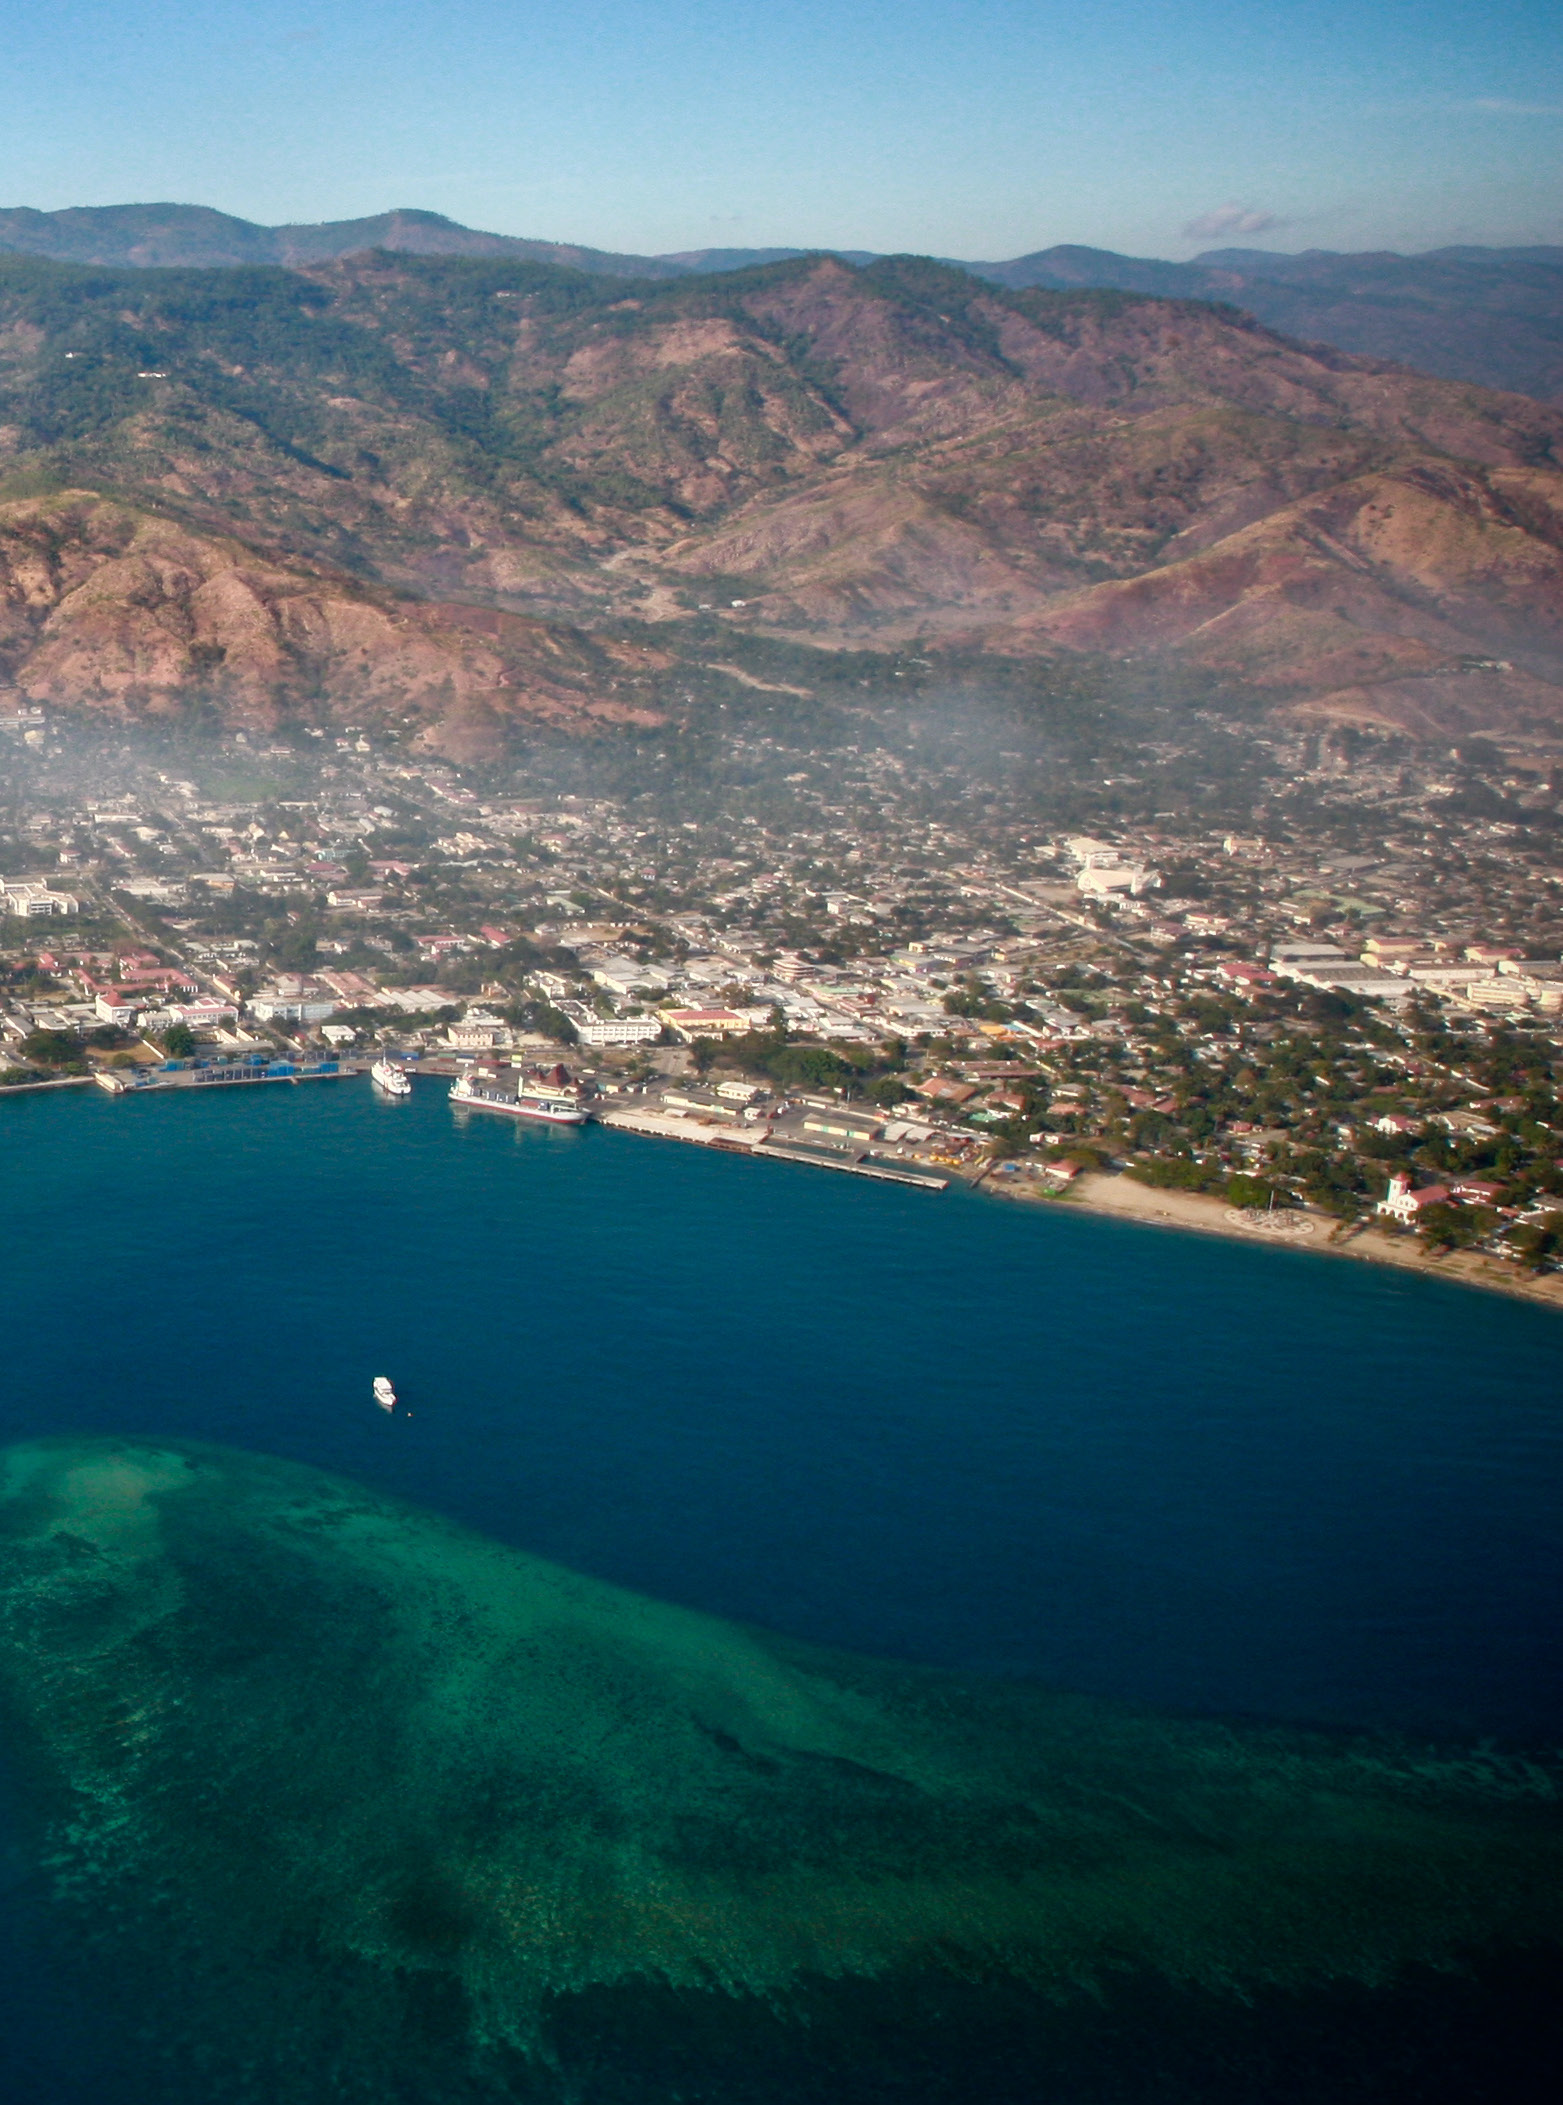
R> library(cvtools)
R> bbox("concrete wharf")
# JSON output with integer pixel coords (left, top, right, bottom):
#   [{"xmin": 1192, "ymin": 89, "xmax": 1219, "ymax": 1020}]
[
  {"xmin": 95, "ymin": 1055, "xmax": 348, "ymax": 1094},
  {"xmin": 596, "ymin": 1106, "xmax": 948, "ymax": 1190}
]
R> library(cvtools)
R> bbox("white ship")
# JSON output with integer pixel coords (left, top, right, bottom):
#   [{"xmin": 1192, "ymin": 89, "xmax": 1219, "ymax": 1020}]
[
  {"xmin": 370, "ymin": 1056, "xmax": 413, "ymax": 1097},
  {"xmin": 373, "ymin": 1376, "xmax": 397, "ymax": 1412},
  {"xmin": 450, "ymin": 1066, "xmax": 587, "ymax": 1125}
]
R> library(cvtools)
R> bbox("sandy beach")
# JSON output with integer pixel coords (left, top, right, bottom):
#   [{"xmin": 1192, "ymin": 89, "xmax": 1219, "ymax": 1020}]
[{"xmin": 992, "ymin": 1170, "xmax": 1563, "ymax": 1314}]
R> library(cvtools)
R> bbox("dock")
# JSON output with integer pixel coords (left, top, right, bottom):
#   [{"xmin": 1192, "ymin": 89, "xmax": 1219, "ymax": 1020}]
[
  {"xmin": 80, "ymin": 1062, "xmax": 948, "ymax": 1191},
  {"xmin": 95, "ymin": 1055, "xmax": 348, "ymax": 1094},
  {"xmin": 596, "ymin": 1107, "xmax": 948, "ymax": 1190},
  {"xmin": 756, "ymin": 1138, "xmax": 949, "ymax": 1189}
]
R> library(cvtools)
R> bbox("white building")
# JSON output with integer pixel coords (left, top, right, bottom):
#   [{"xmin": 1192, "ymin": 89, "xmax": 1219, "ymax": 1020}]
[
  {"xmin": 558, "ymin": 1003, "xmax": 661, "ymax": 1047},
  {"xmin": 1076, "ymin": 862, "xmax": 1154, "ymax": 898},
  {"xmin": 1064, "ymin": 836, "xmax": 1123, "ymax": 868},
  {"xmin": 1462, "ymin": 975, "xmax": 1532, "ymax": 1015},
  {"xmin": 1, "ymin": 879, "xmax": 79, "ymax": 917},
  {"xmin": 1271, "ymin": 942, "xmax": 1351, "ymax": 968},
  {"xmin": 587, "ymin": 954, "xmax": 670, "ymax": 998},
  {"xmin": 152, "ymin": 1000, "xmax": 240, "ymax": 1032},
  {"xmin": 250, "ymin": 991, "xmax": 339, "ymax": 1024},
  {"xmin": 1270, "ymin": 944, "xmax": 1410, "ymax": 999},
  {"xmin": 1377, "ymin": 1172, "xmax": 1452, "ymax": 1223},
  {"xmin": 1497, "ymin": 959, "xmax": 1563, "ymax": 1013},
  {"xmin": 445, "ymin": 1012, "xmax": 512, "ymax": 1051},
  {"xmin": 1407, "ymin": 963, "xmax": 1488, "ymax": 994},
  {"xmin": 576, "ymin": 1015, "xmax": 662, "ymax": 1046}
]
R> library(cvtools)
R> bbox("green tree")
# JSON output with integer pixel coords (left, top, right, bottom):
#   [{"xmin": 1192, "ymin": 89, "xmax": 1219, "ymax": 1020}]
[
  {"xmin": 1054, "ymin": 1142, "xmax": 1114, "ymax": 1174},
  {"xmin": 158, "ymin": 1022, "xmax": 198, "ymax": 1059},
  {"xmin": 504, "ymin": 998, "xmax": 577, "ymax": 1045},
  {"xmin": 1417, "ymin": 1203, "xmax": 1480, "ymax": 1253},
  {"xmin": 1126, "ymin": 1153, "xmax": 1217, "ymax": 1193},
  {"xmin": 1225, "ymin": 1173, "xmax": 1273, "ymax": 1210},
  {"xmin": 865, "ymin": 1075, "xmax": 909, "ymax": 1108},
  {"xmin": 273, "ymin": 925, "xmax": 319, "ymax": 972},
  {"xmin": 984, "ymin": 1115, "xmax": 1033, "ymax": 1161},
  {"xmin": 1506, "ymin": 1212, "xmax": 1563, "ymax": 1271},
  {"xmin": 19, "ymin": 1028, "xmax": 81, "ymax": 1068},
  {"xmin": 765, "ymin": 1044, "xmax": 856, "ymax": 1091}
]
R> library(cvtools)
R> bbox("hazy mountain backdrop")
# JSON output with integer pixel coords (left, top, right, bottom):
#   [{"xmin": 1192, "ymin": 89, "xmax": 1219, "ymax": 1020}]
[
  {"xmin": 0, "ymin": 241, "xmax": 1559, "ymax": 755},
  {"xmin": 2, "ymin": 203, "xmax": 1560, "ymax": 403}
]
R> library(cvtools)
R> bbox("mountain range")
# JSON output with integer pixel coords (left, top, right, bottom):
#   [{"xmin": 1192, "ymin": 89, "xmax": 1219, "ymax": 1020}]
[
  {"xmin": 0, "ymin": 242, "xmax": 1559, "ymax": 757},
  {"xmin": 2, "ymin": 203, "xmax": 1560, "ymax": 403}
]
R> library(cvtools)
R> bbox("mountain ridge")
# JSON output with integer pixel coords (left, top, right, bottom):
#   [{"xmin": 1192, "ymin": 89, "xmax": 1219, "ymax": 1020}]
[
  {"xmin": 1, "ymin": 203, "xmax": 1559, "ymax": 403},
  {"xmin": 0, "ymin": 204, "xmax": 691, "ymax": 280}
]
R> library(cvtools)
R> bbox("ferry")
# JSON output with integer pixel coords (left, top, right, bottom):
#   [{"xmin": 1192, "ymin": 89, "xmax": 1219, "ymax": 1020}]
[
  {"xmin": 449, "ymin": 1065, "xmax": 588, "ymax": 1125},
  {"xmin": 373, "ymin": 1376, "xmax": 397, "ymax": 1412},
  {"xmin": 370, "ymin": 1055, "xmax": 413, "ymax": 1098}
]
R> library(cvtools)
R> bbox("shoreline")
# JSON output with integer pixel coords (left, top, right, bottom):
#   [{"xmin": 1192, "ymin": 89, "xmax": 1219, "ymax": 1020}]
[
  {"xmin": 993, "ymin": 1170, "xmax": 1563, "ymax": 1313},
  {"xmin": 18, "ymin": 1069, "xmax": 1563, "ymax": 1312}
]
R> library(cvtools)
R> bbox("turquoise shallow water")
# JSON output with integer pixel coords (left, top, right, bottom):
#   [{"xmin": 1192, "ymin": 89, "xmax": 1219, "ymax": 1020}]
[
  {"xmin": 0, "ymin": 1078, "xmax": 1561, "ymax": 2099},
  {"xmin": 2, "ymin": 1077, "xmax": 1560, "ymax": 1737}
]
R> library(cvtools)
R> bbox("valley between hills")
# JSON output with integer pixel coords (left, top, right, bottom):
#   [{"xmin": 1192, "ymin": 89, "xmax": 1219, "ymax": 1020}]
[{"xmin": 1, "ymin": 246, "xmax": 1561, "ymax": 758}]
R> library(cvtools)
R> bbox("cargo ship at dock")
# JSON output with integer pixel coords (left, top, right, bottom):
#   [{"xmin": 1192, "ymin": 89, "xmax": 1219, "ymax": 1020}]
[{"xmin": 449, "ymin": 1064, "xmax": 588, "ymax": 1125}]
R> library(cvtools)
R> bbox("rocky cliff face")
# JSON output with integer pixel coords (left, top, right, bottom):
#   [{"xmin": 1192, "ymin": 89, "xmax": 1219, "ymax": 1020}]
[
  {"xmin": 0, "ymin": 250, "xmax": 1559, "ymax": 742},
  {"xmin": 0, "ymin": 494, "xmax": 665, "ymax": 758}
]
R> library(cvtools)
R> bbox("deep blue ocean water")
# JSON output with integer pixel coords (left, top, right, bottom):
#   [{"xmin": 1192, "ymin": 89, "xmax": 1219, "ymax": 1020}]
[
  {"xmin": 1, "ymin": 1076, "xmax": 1562, "ymax": 2100},
  {"xmin": 3, "ymin": 1076, "xmax": 1560, "ymax": 1738}
]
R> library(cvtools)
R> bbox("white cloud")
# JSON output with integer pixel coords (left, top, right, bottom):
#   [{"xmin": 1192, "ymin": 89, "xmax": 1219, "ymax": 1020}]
[
  {"xmin": 1182, "ymin": 203, "xmax": 1286, "ymax": 241},
  {"xmin": 1455, "ymin": 97, "xmax": 1563, "ymax": 117}
]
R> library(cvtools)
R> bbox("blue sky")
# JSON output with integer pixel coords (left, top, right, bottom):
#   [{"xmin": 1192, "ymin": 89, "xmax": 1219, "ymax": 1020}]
[{"xmin": 0, "ymin": 0, "xmax": 1558, "ymax": 259}]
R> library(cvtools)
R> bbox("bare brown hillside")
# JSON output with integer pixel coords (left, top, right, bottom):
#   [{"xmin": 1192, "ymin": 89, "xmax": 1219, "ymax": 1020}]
[
  {"xmin": 1, "ymin": 250, "xmax": 1560, "ymax": 739},
  {"xmin": 0, "ymin": 494, "xmax": 664, "ymax": 758}
]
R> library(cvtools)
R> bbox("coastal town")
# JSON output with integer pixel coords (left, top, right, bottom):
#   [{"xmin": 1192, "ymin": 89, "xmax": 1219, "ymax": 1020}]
[{"xmin": 4, "ymin": 700, "xmax": 1563, "ymax": 1297}]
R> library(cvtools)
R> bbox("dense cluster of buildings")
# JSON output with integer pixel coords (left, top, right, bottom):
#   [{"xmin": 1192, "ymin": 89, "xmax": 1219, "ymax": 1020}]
[{"xmin": 2, "ymin": 709, "xmax": 1561, "ymax": 1264}]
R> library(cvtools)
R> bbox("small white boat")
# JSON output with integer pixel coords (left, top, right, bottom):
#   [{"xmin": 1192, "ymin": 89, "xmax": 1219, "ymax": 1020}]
[
  {"xmin": 373, "ymin": 1376, "xmax": 397, "ymax": 1412},
  {"xmin": 371, "ymin": 1056, "xmax": 412, "ymax": 1098}
]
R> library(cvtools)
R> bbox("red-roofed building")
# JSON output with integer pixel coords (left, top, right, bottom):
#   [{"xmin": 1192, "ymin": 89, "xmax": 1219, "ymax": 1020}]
[
  {"xmin": 913, "ymin": 1076, "xmax": 978, "ymax": 1105},
  {"xmin": 1377, "ymin": 1172, "xmax": 1452, "ymax": 1223},
  {"xmin": 158, "ymin": 999, "xmax": 239, "ymax": 1031},
  {"xmin": 1447, "ymin": 1177, "xmax": 1505, "ymax": 1205},
  {"xmin": 117, "ymin": 967, "xmax": 199, "ymax": 995},
  {"xmin": 658, "ymin": 1007, "xmax": 749, "ymax": 1039},
  {"xmin": 1217, "ymin": 961, "xmax": 1277, "ymax": 996}
]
